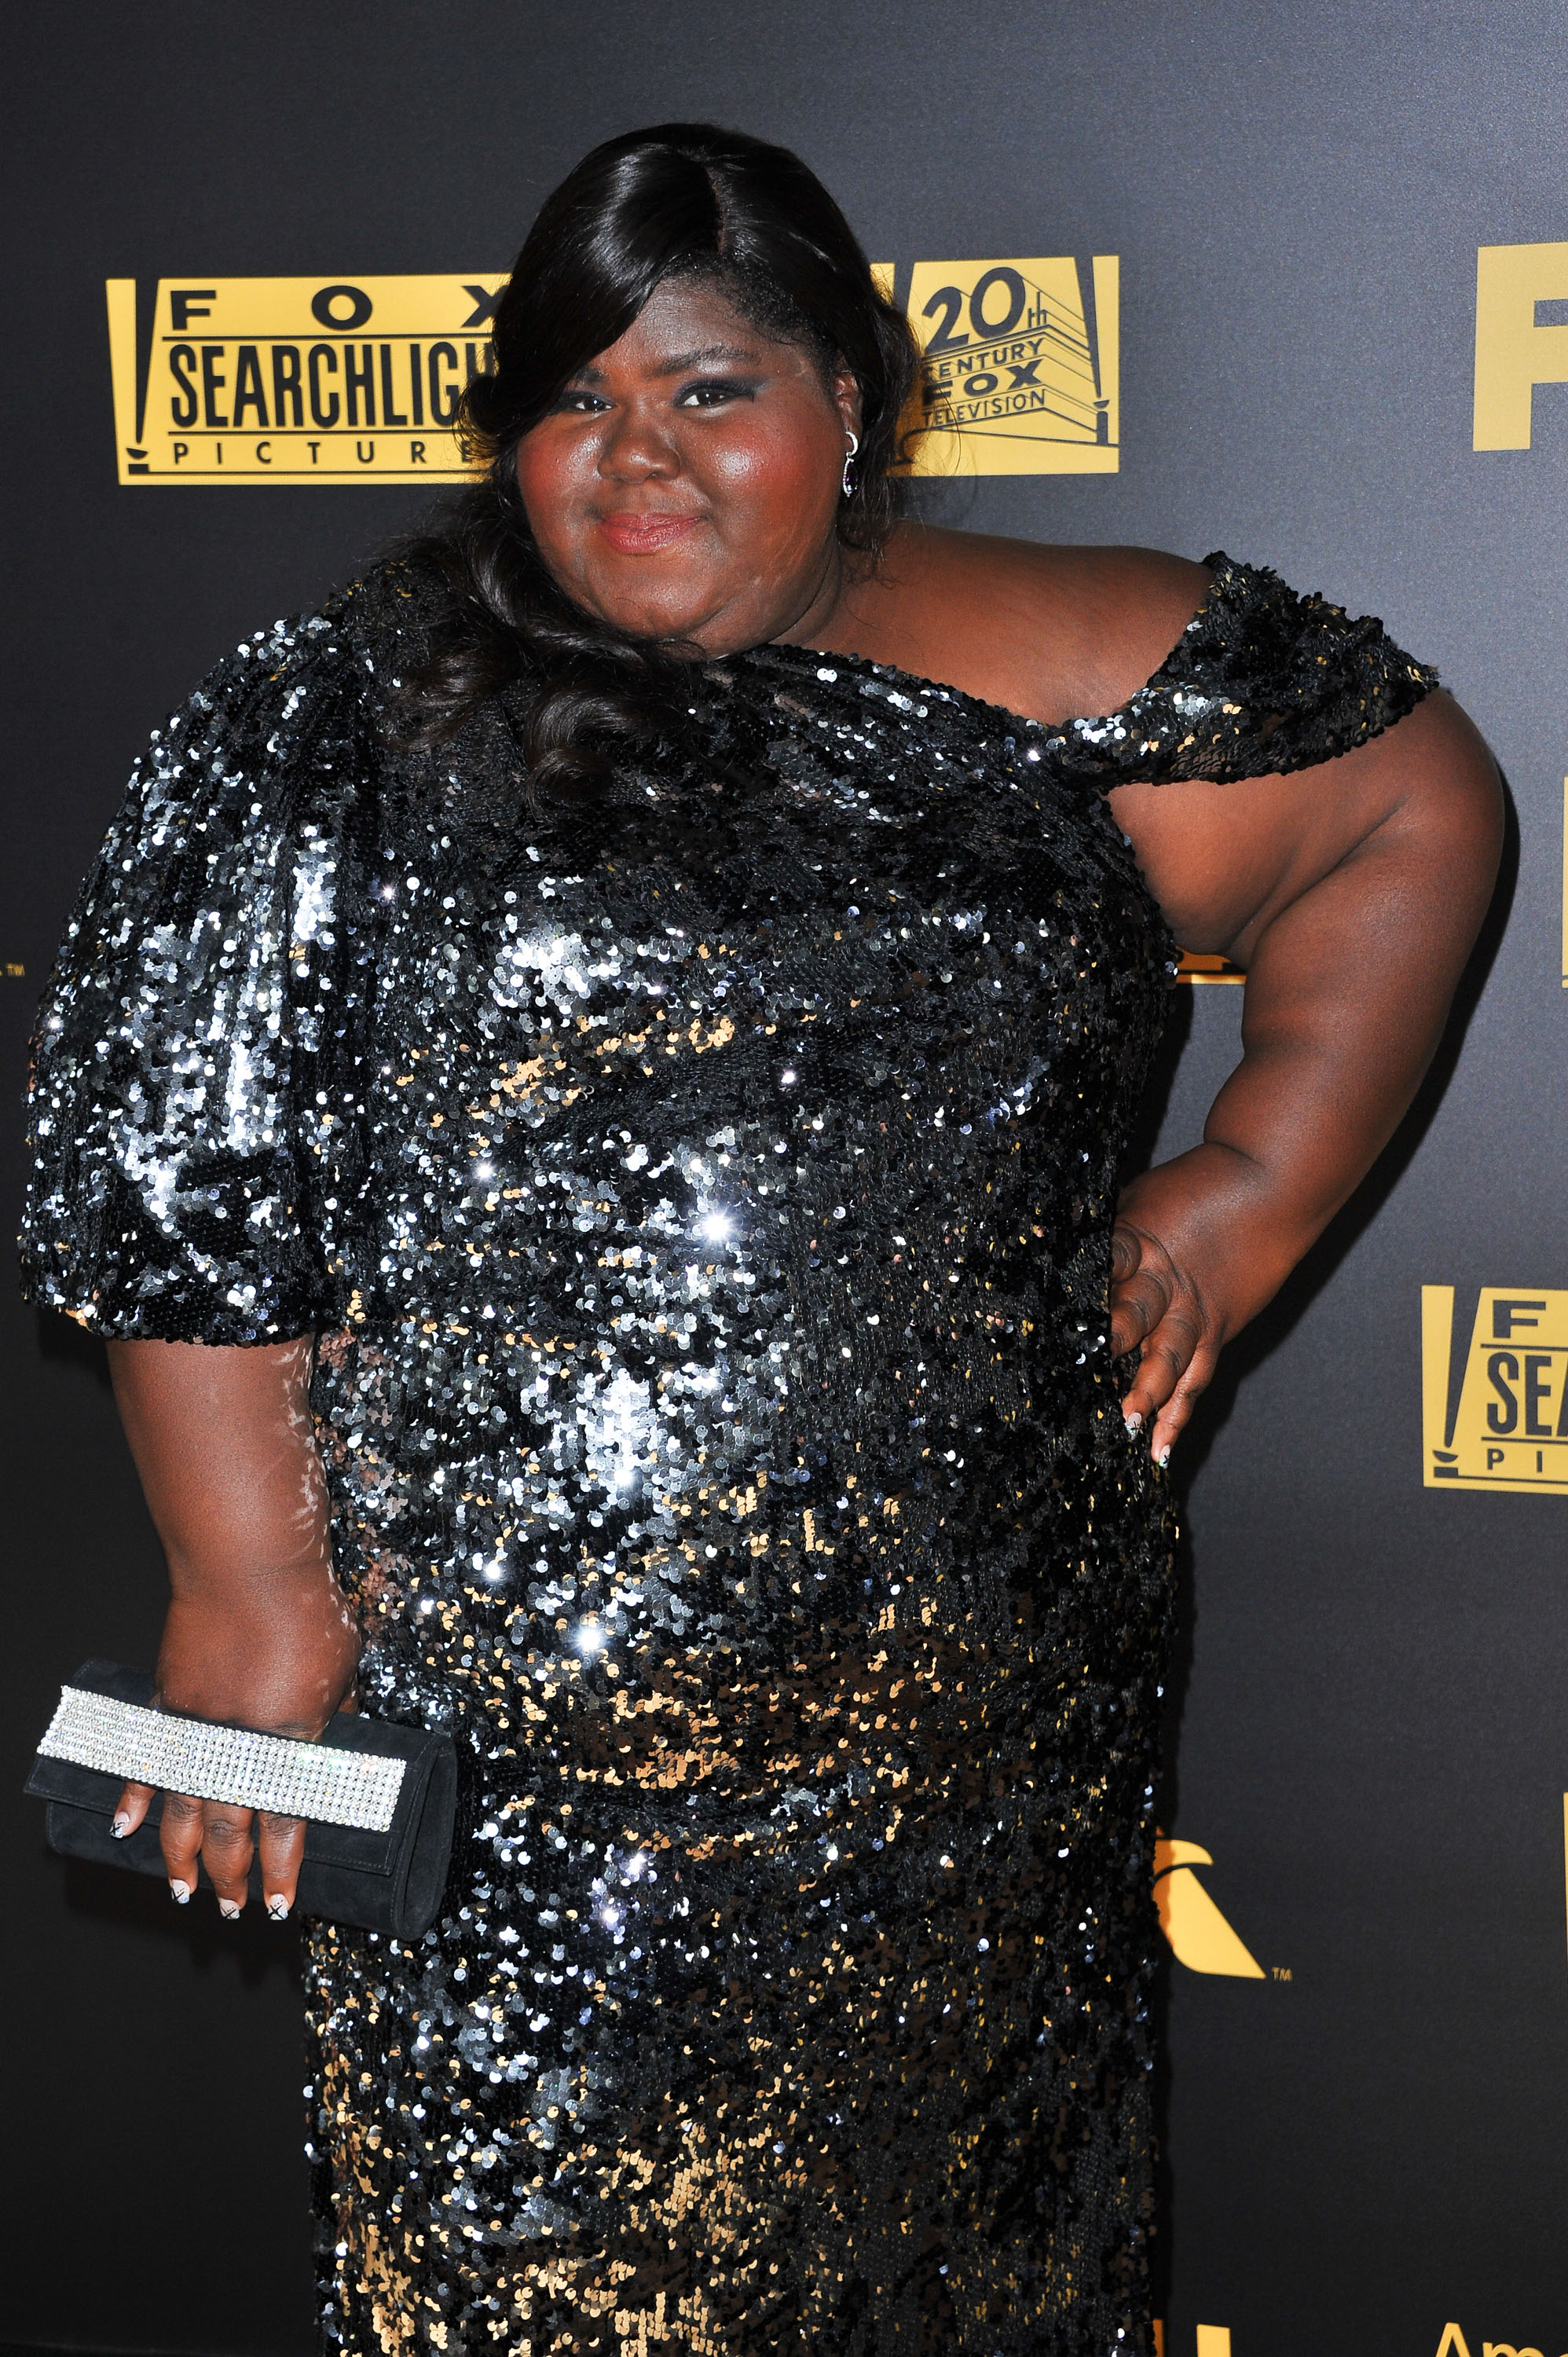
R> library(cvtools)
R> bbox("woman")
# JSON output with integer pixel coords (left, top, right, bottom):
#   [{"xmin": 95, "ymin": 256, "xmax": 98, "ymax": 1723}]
[{"xmin": 23, "ymin": 123, "xmax": 1498, "ymax": 2356}]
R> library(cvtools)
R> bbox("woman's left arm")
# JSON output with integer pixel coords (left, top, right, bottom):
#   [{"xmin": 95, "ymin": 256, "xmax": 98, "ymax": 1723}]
[{"xmin": 1106, "ymin": 688, "xmax": 1504, "ymax": 1460}]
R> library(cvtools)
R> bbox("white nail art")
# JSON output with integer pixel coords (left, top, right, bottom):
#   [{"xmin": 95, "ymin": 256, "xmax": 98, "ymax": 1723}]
[
  {"xmin": 266, "ymin": 1896, "xmax": 290, "ymax": 1922},
  {"xmin": 169, "ymin": 1879, "xmax": 191, "ymax": 1904},
  {"xmin": 218, "ymin": 1897, "xmax": 242, "ymax": 1920},
  {"xmin": 1123, "ymin": 1411, "xmax": 1142, "ymax": 1436},
  {"xmin": 1156, "ymin": 1445, "xmax": 1171, "ymax": 1468},
  {"xmin": 111, "ymin": 1812, "xmax": 132, "ymax": 1839}
]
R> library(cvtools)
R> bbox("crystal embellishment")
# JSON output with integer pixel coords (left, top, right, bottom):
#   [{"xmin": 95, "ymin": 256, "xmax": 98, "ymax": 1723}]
[{"xmin": 38, "ymin": 1686, "xmax": 406, "ymax": 1831}]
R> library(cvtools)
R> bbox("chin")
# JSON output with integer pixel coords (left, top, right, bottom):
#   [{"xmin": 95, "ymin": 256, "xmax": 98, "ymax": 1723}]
[{"xmin": 584, "ymin": 581, "xmax": 720, "ymax": 647}]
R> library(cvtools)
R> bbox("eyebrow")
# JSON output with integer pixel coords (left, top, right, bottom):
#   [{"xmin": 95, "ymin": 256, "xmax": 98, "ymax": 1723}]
[{"xmin": 573, "ymin": 341, "xmax": 763, "ymax": 383}]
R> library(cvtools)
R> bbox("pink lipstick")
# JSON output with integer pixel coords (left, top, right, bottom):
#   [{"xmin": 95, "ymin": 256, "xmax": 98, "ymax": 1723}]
[{"xmin": 596, "ymin": 511, "xmax": 701, "ymax": 554}]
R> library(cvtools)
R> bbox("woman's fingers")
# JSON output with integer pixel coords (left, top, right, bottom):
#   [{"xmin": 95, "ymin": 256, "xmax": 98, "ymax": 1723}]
[
  {"xmin": 255, "ymin": 1812, "xmax": 307, "ymax": 1921},
  {"xmin": 1147, "ymin": 1339, "xmax": 1222, "ymax": 1464},
  {"xmin": 1119, "ymin": 1299, "xmax": 1203, "ymax": 1434},
  {"xmin": 159, "ymin": 1788, "xmax": 207, "ymax": 1904},
  {"xmin": 158, "ymin": 1793, "xmax": 256, "ymax": 1915},
  {"xmin": 1108, "ymin": 1226, "xmax": 1151, "ymax": 1356},
  {"xmin": 1109, "ymin": 1263, "xmax": 1172, "ymax": 1360},
  {"xmin": 200, "ymin": 1802, "xmax": 256, "ymax": 1918},
  {"xmin": 1123, "ymin": 1301, "xmax": 1209, "ymax": 1435},
  {"xmin": 1110, "ymin": 1219, "xmax": 1218, "ymax": 1457},
  {"xmin": 148, "ymin": 1791, "xmax": 297, "ymax": 1919},
  {"xmin": 1108, "ymin": 1224, "xmax": 1144, "ymax": 1288},
  {"xmin": 1108, "ymin": 1222, "xmax": 1175, "ymax": 1362},
  {"xmin": 112, "ymin": 1779, "xmax": 155, "ymax": 1841}
]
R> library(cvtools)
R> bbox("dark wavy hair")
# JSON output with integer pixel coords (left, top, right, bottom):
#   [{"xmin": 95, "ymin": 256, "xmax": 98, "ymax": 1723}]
[{"xmin": 399, "ymin": 123, "xmax": 919, "ymax": 794}]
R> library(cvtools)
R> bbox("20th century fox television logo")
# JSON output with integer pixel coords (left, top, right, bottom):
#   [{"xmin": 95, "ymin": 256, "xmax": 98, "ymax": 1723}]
[{"xmin": 104, "ymin": 259, "xmax": 1119, "ymax": 484}]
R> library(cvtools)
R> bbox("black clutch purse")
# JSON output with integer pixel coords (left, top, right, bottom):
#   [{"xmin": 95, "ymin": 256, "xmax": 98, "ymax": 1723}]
[{"xmin": 24, "ymin": 1660, "xmax": 457, "ymax": 1939}]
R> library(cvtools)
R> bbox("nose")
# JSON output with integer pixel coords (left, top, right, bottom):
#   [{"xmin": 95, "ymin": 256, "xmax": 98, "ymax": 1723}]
[{"xmin": 596, "ymin": 395, "xmax": 679, "ymax": 483}]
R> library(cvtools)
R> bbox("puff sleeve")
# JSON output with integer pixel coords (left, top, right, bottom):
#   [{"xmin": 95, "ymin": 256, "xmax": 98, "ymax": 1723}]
[
  {"xmin": 20, "ymin": 607, "xmax": 379, "ymax": 1343},
  {"xmin": 1046, "ymin": 552, "xmax": 1441, "ymax": 786}
]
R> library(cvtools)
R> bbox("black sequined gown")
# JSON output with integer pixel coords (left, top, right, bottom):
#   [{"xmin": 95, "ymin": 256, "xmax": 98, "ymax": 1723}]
[{"xmin": 22, "ymin": 555, "xmax": 1434, "ymax": 2355}]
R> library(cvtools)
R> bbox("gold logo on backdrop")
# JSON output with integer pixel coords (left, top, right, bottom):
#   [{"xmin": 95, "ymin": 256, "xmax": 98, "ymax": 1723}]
[
  {"xmin": 1423, "ymin": 1286, "xmax": 1568, "ymax": 1494},
  {"xmin": 1433, "ymin": 2324, "xmax": 1557, "ymax": 2357},
  {"xmin": 1473, "ymin": 240, "xmax": 1568, "ymax": 449},
  {"xmin": 1152, "ymin": 2325, "xmax": 1234, "ymax": 2355},
  {"xmin": 1174, "ymin": 951, "xmax": 1245, "ymax": 985},
  {"xmin": 1152, "ymin": 1835, "xmax": 1265, "ymax": 1977},
  {"xmin": 105, "ymin": 277, "xmax": 504, "ymax": 482},
  {"xmin": 873, "ymin": 257, "xmax": 1119, "ymax": 475}
]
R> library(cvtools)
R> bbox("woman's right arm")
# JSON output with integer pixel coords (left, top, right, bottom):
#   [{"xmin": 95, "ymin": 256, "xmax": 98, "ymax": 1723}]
[{"xmin": 105, "ymin": 1336, "xmax": 360, "ymax": 1920}]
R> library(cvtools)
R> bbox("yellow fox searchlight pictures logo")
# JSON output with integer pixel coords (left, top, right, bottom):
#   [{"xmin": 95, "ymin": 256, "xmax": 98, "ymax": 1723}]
[
  {"xmin": 107, "ymin": 258, "xmax": 1120, "ymax": 486},
  {"xmin": 105, "ymin": 276, "xmax": 506, "ymax": 482},
  {"xmin": 1423, "ymin": 1286, "xmax": 1568, "ymax": 1494}
]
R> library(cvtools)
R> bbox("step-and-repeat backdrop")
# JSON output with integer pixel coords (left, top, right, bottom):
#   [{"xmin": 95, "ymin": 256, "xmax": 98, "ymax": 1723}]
[{"xmin": 3, "ymin": 6, "xmax": 1563, "ymax": 2354}]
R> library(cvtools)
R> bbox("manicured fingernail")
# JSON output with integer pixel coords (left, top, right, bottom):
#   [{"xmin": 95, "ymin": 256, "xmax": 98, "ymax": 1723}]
[
  {"xmin": 266, "ymin": 1895, "xmax": 289, "ymax": 1923},
  {"xmin": 1156, "ymin": 1445, "xmax": 1171, "ymax": 1468},
  {"xmin": 218, "ymin": 1898, "xmax": 242, "ymax": 1921},
  {"xmin": 169, "ymin": 1879, "xmax": 191, "ymax": 1905},
  {"xmin": 1123, "ymin": 1410, "xmax": 1143, "ymax": 1436},
  {"xmin": 112, "ymin": 1812, "xmax": 132, "ymax": 1839}
]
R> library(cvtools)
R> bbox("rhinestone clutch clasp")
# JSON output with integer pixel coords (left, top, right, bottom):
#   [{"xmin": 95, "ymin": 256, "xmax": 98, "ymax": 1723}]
[{"xmin": 37, "ymin": 1686, "xmax": 406, "ymax": 1831}]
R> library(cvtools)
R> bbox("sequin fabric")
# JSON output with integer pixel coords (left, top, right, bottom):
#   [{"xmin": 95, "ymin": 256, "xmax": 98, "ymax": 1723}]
[{"xmin": 21, "ymin": 553, "xmax": 1435, "ymax": 2356}]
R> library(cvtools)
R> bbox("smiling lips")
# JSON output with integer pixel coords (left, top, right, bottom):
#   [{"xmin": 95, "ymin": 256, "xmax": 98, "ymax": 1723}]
[{"xmin": 595, "ymin": 510, "xmax": 702, "ymax": 554}]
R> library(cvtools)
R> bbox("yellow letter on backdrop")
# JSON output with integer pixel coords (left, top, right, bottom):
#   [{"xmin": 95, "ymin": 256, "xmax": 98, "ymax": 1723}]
[{"xmin": 1474, "ymin": 242, "xmax": 1568, "ymax": 448}]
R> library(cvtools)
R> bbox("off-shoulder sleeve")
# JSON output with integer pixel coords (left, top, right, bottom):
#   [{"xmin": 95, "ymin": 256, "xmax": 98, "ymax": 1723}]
[
  {"xmin": 1046, "ymin": 552, "xmax": 1440, "ymax": 786},
  {"xmin": 20, "ymin": 608, "xmax": 378, "ymax": 1342}
]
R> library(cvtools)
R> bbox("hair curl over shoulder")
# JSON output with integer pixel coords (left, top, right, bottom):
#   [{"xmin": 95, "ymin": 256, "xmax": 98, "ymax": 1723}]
[{"xmin": 397, "ymin": 123, "xmax": 918, "ymax": 797}]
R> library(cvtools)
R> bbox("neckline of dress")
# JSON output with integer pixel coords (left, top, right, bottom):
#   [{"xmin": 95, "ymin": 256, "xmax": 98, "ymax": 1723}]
[{"xmin": 731, "ymin": 551, "xmax": 1234, "ymax": 748}]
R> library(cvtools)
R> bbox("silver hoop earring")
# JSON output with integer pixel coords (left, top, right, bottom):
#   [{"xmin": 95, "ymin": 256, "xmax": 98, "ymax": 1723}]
[{"xmin": 841, "ymin": 431, "xmax": 860, "ymax": 500}]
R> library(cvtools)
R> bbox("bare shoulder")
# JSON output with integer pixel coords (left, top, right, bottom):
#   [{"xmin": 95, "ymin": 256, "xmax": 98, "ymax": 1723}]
[{"xmin": 833, "ymin": 525, "xmax": 1211, "ymax": 726}]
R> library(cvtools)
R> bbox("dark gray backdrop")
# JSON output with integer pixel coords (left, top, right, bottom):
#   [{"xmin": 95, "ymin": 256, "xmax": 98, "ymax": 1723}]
[{"xmin": 4, "ymin": 5, "xmax": 1563, "ymax": 2352}]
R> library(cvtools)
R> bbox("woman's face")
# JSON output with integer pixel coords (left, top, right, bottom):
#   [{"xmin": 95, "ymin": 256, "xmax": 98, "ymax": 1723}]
[{"xmin": 515, "ymin": 276, "xmax": 860, "ymax": 655}]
